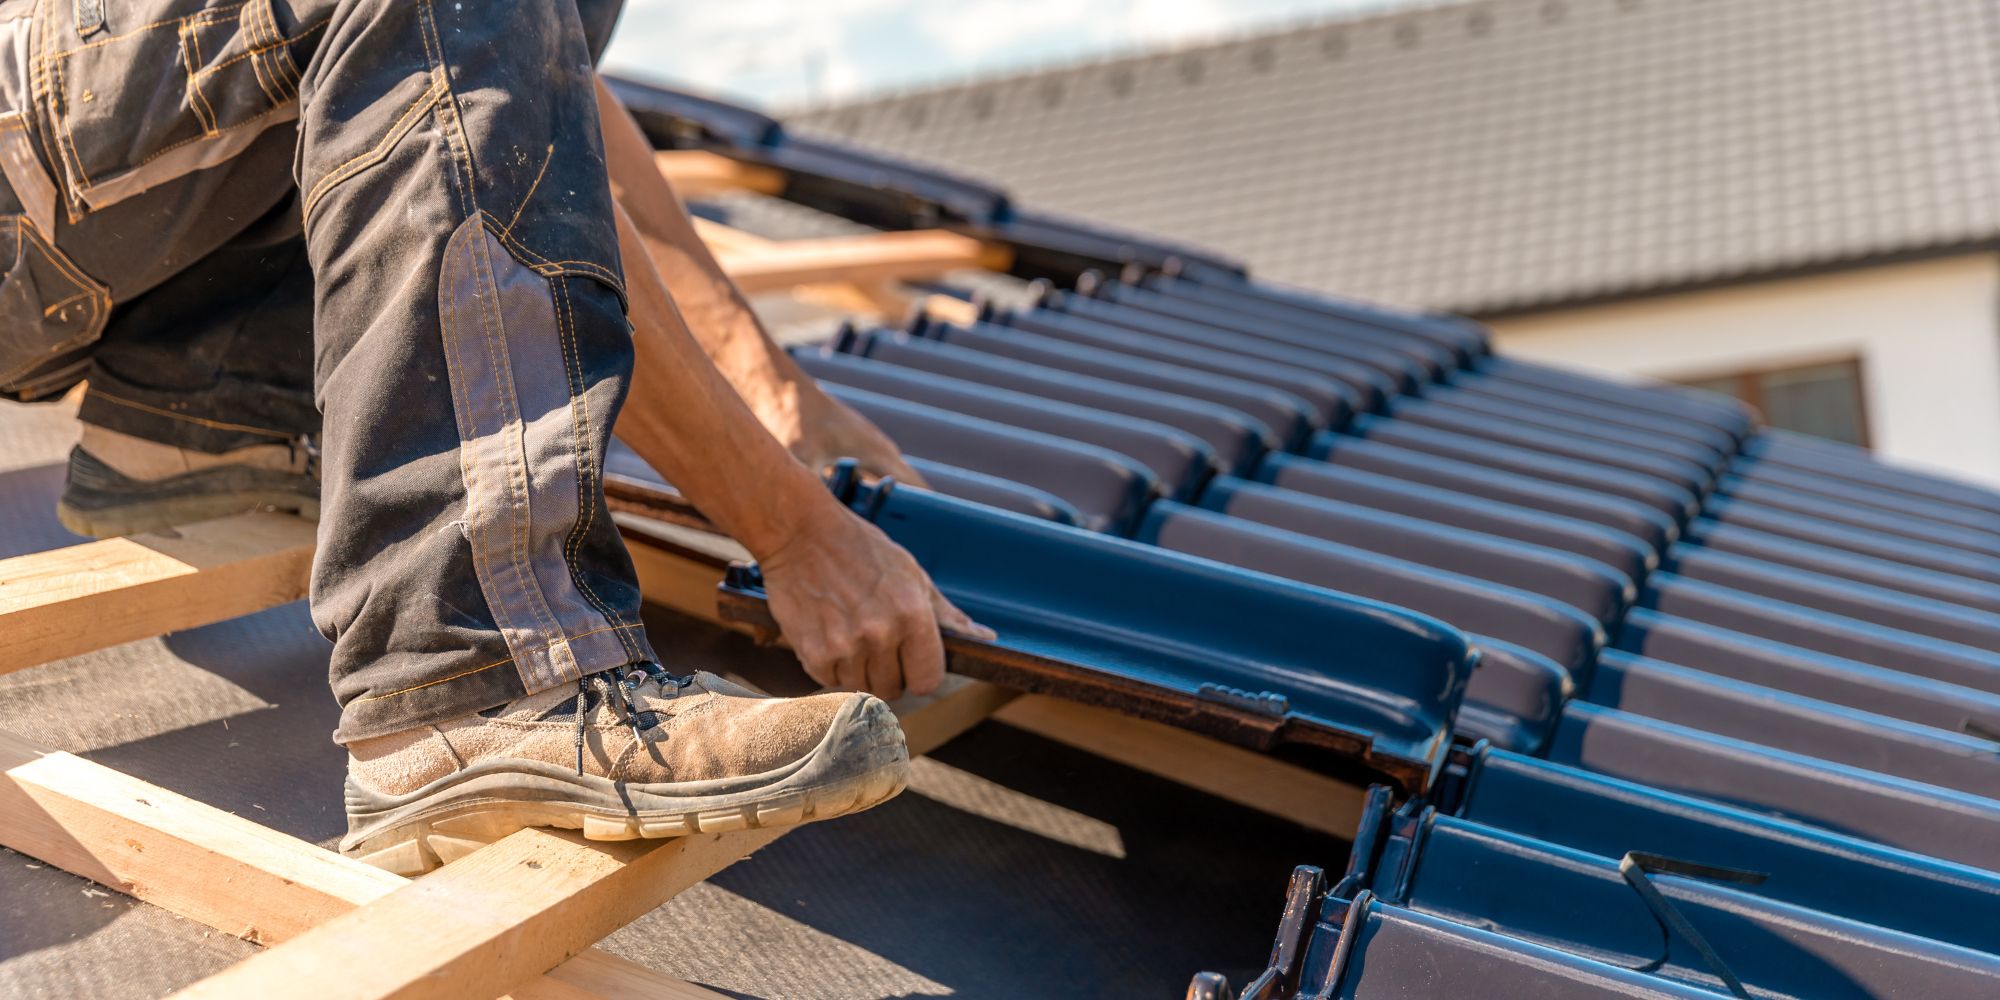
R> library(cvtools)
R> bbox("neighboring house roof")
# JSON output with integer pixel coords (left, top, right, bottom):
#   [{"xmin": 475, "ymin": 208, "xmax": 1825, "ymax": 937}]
[{"xmin": 787, "ymin": 0, "xmax": 2000, "ymax": 315}]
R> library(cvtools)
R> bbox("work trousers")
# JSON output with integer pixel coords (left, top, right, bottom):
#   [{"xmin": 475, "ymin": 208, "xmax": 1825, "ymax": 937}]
[{"xmin": 0, "ymin": 0, "xmax": 657, "ymax": 741}]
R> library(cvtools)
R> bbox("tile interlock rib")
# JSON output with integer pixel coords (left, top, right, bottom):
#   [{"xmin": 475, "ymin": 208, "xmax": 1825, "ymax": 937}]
[
  {"xmin": 611, "ymin": 472, "xmax": 1475, "ymax": 797},
  {"xmin": 608, "ymin": 483, "xmax": 1372, "ymax": 838}
]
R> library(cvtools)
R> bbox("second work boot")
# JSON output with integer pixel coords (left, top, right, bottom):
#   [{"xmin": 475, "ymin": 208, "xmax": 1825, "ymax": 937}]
[
  {"xmin": 56, "ymin": 424, "xmax": 320, "ymax": 537},
  {"xmin": 340, "ymin": 665, "xmax": 910, "ymax": 875}
]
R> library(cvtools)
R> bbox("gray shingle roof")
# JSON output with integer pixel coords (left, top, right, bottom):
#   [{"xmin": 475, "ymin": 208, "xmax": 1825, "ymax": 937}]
[{"xmin": 788, "ymin": 0, "xmax": 2000, "ymax": 314}]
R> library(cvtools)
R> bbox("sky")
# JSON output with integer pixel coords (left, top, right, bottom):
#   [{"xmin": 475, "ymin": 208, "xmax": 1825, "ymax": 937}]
[{"xmin": 601, "ymin": 0, "xmax": 1421, "ymax": 111}]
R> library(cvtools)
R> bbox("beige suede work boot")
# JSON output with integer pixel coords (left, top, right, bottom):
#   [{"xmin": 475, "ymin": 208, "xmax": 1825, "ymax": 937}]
[
  {"xmin": 340, "ymin": 665, "xmax": 910, "ymax": 875},
  {"xmin": 57, "ymin": 424, "xmax": 320, "ymax": 537}
]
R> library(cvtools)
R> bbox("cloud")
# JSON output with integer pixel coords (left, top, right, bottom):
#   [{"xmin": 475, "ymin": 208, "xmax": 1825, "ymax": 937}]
[
  {"xmin": 1119, "ymin": 0, "xmax": 1235, "ymax": 46},
  {"xmin": 605, "ymin": 0, "xmax": 902, "ymax": 87},
  {"xmin": 910, "ymin": 0, "xmax": 1105, "ymax": 63}
]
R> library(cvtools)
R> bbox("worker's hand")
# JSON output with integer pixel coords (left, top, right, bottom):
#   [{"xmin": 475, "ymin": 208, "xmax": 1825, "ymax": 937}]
[
  {"xmin": 767, "ymin": 382, "xmax": 929, "ymax": 487},
  {"xmin": 756, "ymin": 498, "xmax": 992, "ymax": 700}
]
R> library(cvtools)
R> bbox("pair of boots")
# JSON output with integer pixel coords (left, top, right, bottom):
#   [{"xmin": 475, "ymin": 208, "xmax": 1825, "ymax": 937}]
[{"xmin": 60, "ymin": 428, "xmax": 910, "ymax": 875}]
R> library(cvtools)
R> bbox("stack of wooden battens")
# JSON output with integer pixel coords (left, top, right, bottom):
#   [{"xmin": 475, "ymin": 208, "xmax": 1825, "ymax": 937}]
[{"xmin": 0, "ymin": 152, "xmax": 1362, "ymax": 1000}]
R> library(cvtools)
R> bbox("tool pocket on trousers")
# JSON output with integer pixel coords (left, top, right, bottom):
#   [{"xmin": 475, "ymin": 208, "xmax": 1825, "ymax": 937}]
[
  {"xmin": 42, "ymin": 0, "xmax": 308, "ymax": 217},
  {"xmin": 0, "ymin": 216, "xmax": 108, "ymax": 401}
]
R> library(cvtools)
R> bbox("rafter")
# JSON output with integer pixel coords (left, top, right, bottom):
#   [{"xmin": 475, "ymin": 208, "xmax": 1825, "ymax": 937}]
[{"xmin": 0, "ymin": 728, "xmax": 721, "ymax": 1000}]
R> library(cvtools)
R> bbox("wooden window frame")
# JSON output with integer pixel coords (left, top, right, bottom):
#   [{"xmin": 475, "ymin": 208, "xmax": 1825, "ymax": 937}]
[{"xmin": 1679, "ymin": 356, "xmax": 1872, "ymax": 448}]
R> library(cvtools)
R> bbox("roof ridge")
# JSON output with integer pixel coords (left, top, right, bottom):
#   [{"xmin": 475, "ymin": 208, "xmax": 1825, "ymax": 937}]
[
  {"xmin": 779, "ymin": 0, "xmax": 1476, "ymax": 116},
  {"xmin": 784, "ymin": 0, "xmax": 2000, "ymax": 314}
]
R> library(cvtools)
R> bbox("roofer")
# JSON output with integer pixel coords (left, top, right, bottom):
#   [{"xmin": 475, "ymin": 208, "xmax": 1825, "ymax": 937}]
[{"xmin": 0, "ymin": 0, "xmax": 987, "ymax": 873}]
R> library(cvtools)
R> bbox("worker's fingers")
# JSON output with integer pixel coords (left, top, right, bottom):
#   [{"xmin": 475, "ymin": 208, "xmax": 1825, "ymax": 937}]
[
  {"xmin": 866, "ymin": 578, "xmax": 938, "ymax": 699},
  {"xmin": 864, "ymin": 643, "xmax": 906, "ymax": 701},
  {"xmin": 867, "ymin": 451, "xmax": 928, "ymax": 490},
  {"xmin": 831, "ymin": 649, "xmax": 869, "ymax": 694},
  {"xmin": 792, "ymin": 605, "xmax": 871, "ymax": 693},
  {"xmin": 790, "ymin": 626, "xmax": 840, "ymax": 690},
  {"xmin": 931, "ymin": 586, "xmax": 996, "ymax": 642},
  {"xmin": 897, "ymin": 608, "xmax": 947, "ymax": 697}
]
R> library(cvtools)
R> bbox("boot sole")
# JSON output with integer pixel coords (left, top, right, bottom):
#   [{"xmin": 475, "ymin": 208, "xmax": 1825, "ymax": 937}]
[
  {"xmin": 56, "ymin": 491, "xmax": 320, "ymax": 538},
  {"xmin": 341, "ymin": 695, "xmax": 909, "ymax": 876},
  {"xmin": 58, "ymin": 445, "xmax": 319, "ymax": 538}
]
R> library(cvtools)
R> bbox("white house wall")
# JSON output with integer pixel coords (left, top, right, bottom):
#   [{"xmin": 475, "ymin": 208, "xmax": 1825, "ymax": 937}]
[{"xmin": 1486, "ymin": 253, "xmax": 2000, "ymax": 487}]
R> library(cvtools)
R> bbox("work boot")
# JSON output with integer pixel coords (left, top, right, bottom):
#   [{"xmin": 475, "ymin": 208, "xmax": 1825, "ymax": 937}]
[
  {"xmin": 339, "ymin": 665, "xmax": 910, "ymax": 875},
  {"xmin": 56, "ymin": 424, "xmax": 320, "ymax": 538}
]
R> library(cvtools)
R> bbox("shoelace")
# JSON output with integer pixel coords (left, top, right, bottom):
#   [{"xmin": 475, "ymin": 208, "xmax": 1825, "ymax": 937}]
[{"xmin": 571, "ymin": 663, "xmax": 695, "ymax": 775}]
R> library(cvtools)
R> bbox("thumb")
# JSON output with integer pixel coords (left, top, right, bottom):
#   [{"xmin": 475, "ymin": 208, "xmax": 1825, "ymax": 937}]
[
  {"xmin": 866, "ymin": 450, "xmax": 928, "ymax": 489},
  {"xmin": 930, "ymin": 585, "xmax": 995, "ymax": 642}
]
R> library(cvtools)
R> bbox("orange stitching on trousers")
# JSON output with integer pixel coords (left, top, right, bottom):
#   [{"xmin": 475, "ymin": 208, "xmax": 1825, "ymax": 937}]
[
  {"xmin": 257, "ymin": 1, "xmax": 302, "ymax": 98},
  {"xmin": 50, "ymin": 47, "xmax": 90, "ymax": 191},
  {"xmin": 40, "ymin": 290, "xmax": 92, "ymax": 317},
  {"xmin": 552, "ymin": 275, "xmax": 635, "ymax": 640},
  {"xmin": 501, "ymin": 143, "xmax": 554, "ymax": 237},
  {"xmin": 17, "ymin": 218, "xmax": 107, "ymax": 330},
  {"xmin": 552, "ymin": 275, "xmax": 635, "ymax": 639},
  {"xmin": 300, "ymin": 78, "xmax": 442, "ymax": 223},
  {"xmin": 17, "ymin": 216, "xmax": 99, "ymax": 300},
  {"xmin": 230, "ymin": 10, "xmax": 281, "ymax": 107},
  {"xmin": 450, "ymin": 217, "xmax": 576, "ymax": 688},
  {"xmin": 247, "ymin": 47, "xmax": 276, "ymax": 106},
  {"xmin": 192, "ymin": 19, "xmax": 326, "ymax": 79},
  {"xmin": 0, "ymin": 219, "xmax": 109, "ymax": 384},
  {"xmin": 477, "ymin": 211, "xmax": 626, "ymax": 299},
  {"xmin": 85, "ymin": 390, "xmax": 295, "ymax": 438},
  {"xmin": 39, "ymin": 8, "xmax": 328, "ymax": 214},
  {"xmin": 267, "ymin": 2, "xmax": 303, "ymax": 96},
  {"xmin": 417, "ymin": 0, "xmax": 478, "ymax": 218},
  {"xmin": 244, "ymin": 0, "xmax": 274, "ymax": 48},
  {"xmin": 42, "ymin": 6, "xmax": 249, "ymax": 60},
  {"xmin": 469, "ymin": 220, "xmax": 567, "ymax": 655},
  {"xmin": 347, "ymin": 624, "xmax": 648, "ymax": 704},
  {"xmin": 180, "ymin": 22, "xmax": 222, "ymax": 134},
  {"xmin": 118, "ymin": 99, "xmax": 295, "ymax": 171}
]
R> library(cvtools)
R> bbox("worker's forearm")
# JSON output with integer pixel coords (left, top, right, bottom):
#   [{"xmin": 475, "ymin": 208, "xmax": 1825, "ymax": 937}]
[
  {"xmin": 593, "ymin": 74, "xmax": 810, "ymax": 431},
  {"xmin": 594, "ymin": 74, "xmax": 926, "ymax": 487},
  {"xmin": 610, "ymin": 200, "xmax": 837, "ymax": 560}
]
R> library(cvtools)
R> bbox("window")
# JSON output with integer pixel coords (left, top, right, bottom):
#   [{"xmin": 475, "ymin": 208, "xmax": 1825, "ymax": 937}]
[{"xmin": 1679, "ymin": 358, "xmax": 1870, "ymax": 447}]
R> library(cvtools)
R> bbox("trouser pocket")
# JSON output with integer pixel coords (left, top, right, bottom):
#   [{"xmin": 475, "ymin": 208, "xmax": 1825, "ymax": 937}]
[
  {"xmin": 0, "ymin": 216, "xmax": 109, "ymax": 400},
  {"xmin": 40, "ymin": 0, "xmax": 311, "ymax": 219}
]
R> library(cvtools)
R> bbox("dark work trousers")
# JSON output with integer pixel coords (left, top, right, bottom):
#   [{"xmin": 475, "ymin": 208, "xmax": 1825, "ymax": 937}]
[{"xmin": 0, "ymin": 0, "xmax": 657, "ymax": 742}]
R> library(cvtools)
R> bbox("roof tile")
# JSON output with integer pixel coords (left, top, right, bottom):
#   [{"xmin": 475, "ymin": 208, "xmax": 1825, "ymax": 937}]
[{"xmin": 792, "ymin": 0, "xmax": 2000, "ymax": 312}]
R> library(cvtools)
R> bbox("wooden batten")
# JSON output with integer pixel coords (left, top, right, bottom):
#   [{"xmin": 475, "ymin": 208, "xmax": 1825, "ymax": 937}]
[
  {"xmin": 994, "ymin": 695, "xmax": 1367, "ymax": 838},
  {"xmin": 0, "ymin": 512, "xmax": 315, "ymax": 676},
  {"xmin": 688, "ymin": 217, "xmax": 773, "ymax": 255},
  {"xmin": 787, "ymin": 280, "xmax": 914, "ymax": 320},
  {"xmin": 716, "ymin": 230, "xmax": 1011, "ymax": 295},
  {"xmin": 653, "ymin": 150, "xmax": 786, "ymax": 198},
  {"xmin": 920, "ymin": 293, "xmax": 982, "ymax": 327}
]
